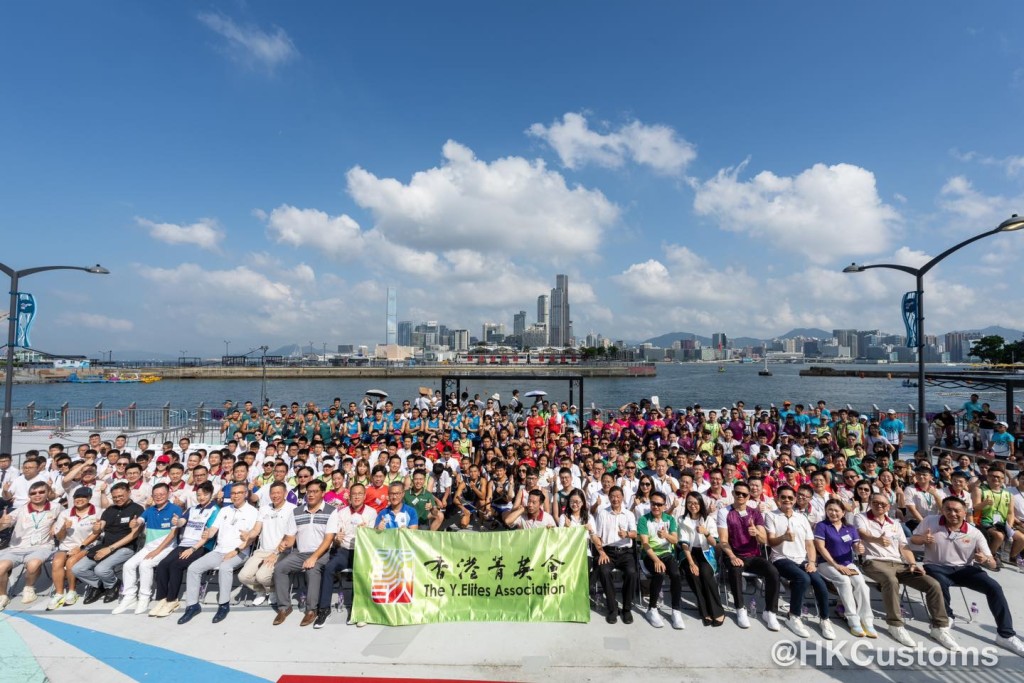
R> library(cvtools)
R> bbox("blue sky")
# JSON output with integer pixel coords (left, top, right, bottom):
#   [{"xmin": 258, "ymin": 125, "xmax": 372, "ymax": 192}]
[{"xmin": 2, "ymin": 2, "xmax": 1024, "ymax": 357}]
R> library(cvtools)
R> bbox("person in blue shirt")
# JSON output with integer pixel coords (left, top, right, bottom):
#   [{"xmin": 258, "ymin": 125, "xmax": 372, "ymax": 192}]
[
  {"xmin": 112, "ymin": 483, "xmax": 183, "ymax": 615},
  {"xmin": 879, "ymin": 409, "xmax": 906, "ymax": 449},
  {"xmin": 375, "ymin": 483, "xmax": 419, "ymax": 530},
  {"xmin": 990, "ymin": 421, "xmax": 1016, "ymax": 459},
  {"xmin": 793, "ymin": 405, "xmax": 812, "ymax": 434},
  {"xmin": 960, "ymin": 394, "xmax": 983, "ymax": 422}
]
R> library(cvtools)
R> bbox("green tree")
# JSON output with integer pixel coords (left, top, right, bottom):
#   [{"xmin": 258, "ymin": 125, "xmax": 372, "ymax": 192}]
[{"xmin": 969, "ymin": 335, "xmax": 1006, "ymax": 364}]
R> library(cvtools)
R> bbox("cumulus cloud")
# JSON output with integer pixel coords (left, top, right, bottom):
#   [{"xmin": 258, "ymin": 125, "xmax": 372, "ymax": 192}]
[
  {"xmin": 692, "ymin": 160, "xmax": 901, "ymax": 264},
  {"xmin": 139, "ymin": 263, "xmax": 293, "ymax": 303},
  {"xmin": 938, "ymin": 175, "xmax": 1014, "ymax": 223},
  {"xmin": 137, "ymin": 217, "xmax": 223, "ymax": 251},
  {"xmin": 197, "ymin": 12, "xmax": 297, "ymax": 70},
  {"xmin": 263, "ymin": 205, "xmax": 365, "ymax": 259},
  {"xmin": 346, "ymin": 140, "xmax": 619, "ymax": 256},
  {"xmin": 528, "ymin": 113, "xmax": 696, "ymax": 175},
  {"xmin": 57, "ymin": 312, "xmax": 134, "ymax": 332}
]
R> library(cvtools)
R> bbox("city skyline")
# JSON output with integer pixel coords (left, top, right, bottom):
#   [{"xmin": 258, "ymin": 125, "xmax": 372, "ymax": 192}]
[{"xmin": 3, "ymin": 4, "xmax": 1024, "ymax": 357}]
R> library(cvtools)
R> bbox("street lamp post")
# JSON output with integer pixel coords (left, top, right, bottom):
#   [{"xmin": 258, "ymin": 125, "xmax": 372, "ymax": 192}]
[
  {"xmin": 1, "ymin": 263, "xmax": 110, "ymax": 455},
  {"xmin": 844, "ymin": 215, "xmax": 1024, "ymax": 451}
]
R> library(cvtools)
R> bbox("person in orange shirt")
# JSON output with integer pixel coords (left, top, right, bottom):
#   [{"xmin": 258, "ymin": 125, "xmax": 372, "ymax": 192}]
[{"xmin": 363, "ymin": 466, "xmax": 389, "ymax": 512}]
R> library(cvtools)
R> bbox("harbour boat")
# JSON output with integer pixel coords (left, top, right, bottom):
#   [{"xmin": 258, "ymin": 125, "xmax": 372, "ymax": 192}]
[
  {"xmin": 901, "ymin": 378, "xmax": 918, "ymax": 387},
  {"xmin": 717, "ymin": 365, "xmax": 726, "ymax": 373},
  {"xmin": 140, "ymin": 374, "xmax": 162, "ymax": 383},
  {"xmin": 67, "ymin": 372, "xmax": 142, "ymax": 384}
]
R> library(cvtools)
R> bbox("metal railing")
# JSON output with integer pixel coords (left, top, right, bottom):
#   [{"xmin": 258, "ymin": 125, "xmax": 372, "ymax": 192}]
[{"xmin": 12, "ymin": 401, "xmax": 216, "ymax": 442}]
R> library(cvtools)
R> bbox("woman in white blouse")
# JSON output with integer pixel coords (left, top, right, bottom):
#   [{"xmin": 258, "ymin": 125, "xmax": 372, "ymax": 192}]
[{"xmin": 677, "ymin": 491, "xmax": 724, "ymax": 625}]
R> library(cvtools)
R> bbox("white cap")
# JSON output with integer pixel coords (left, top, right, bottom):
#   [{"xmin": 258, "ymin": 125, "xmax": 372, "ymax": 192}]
[
  {"xmin": 998, "ymin": 421, "xmax": 1009, "ymax": 427},
  {"xmin": 887, "ymin": 409, "xmax": 896, "ymax": 414}
]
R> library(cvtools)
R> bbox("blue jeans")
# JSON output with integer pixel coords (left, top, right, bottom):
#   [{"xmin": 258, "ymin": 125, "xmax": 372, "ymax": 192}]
[
  {"xmin": 74, "ymin": 547, "xmax": 134, "ymax": 589},
  {"xmin": 774, "ymin": 558, "xmax": 830, "ymax": 619},
  {"xmin": 924, "ymin": 563, "xmax": 1015, "ymax": 639}
]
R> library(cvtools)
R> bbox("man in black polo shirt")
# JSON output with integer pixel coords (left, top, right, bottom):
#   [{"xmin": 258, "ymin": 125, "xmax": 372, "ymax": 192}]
[{"xmin": 76, "ymin": 482, "xmax": 144, "ymax": 604}]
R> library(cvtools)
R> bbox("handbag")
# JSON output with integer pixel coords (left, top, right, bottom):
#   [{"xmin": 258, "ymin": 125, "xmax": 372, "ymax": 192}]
[{"xmin": 703, "ymin": 546, "xmax": 718, "ymax": 573}]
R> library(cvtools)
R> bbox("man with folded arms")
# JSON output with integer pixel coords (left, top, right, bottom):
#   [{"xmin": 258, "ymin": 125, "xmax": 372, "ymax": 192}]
[
  {"xmin": 0, "ymin": 482, "xmax": 61, "ymax": 609},
  {"xmin": 594, "ymin": 486, "xmax": 637, "ymax": 624},
  {"xmin": 272, "ymin": 479, "xmax": 336, "ymax": 626},
  {"xmin": 856, "ymin": 493, "xmax": 958, "ymax": 650},
  {"xmin": 912, "ymin": 497, "xmax": 1024, "ymax": 656},
  {"xmin": 178, "ymin": 482, "xmax": 258, "ymax": 624}
]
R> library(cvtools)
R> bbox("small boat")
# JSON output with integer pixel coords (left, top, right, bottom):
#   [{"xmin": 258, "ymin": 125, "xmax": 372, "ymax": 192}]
[
  {"xmin": 66, "ymin": 372, "xmax": 141, "ymax": 384},
  {"xmin": 901, "ymin": 378, "xmax": 918, "ymax": 387},
  {"xmin": 140, "ymin": 374, "xmax": 162, "ymax": 383},
  {"xmin": 717, "ymin": 365, "xmax": 726, "ymax": 373}
]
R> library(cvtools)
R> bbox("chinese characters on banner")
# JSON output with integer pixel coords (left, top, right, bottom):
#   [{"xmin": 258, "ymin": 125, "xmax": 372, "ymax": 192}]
[{"xmin": 352, "ymin": 527, "xmax": 589, "ymax": 625}]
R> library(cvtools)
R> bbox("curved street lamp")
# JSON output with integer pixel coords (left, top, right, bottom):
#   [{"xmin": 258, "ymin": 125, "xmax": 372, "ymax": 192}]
[
  {"xmin": 1, "ymin": 263, "xmax": 110, "ymax": 455},
  {"xmin": 843, "ymin": 215, "xmax": 1024, "ymax": 450}
]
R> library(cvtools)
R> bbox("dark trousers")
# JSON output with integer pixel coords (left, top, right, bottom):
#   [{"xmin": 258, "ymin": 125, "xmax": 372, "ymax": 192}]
[
  {"xmin": 725, "ymin": 554, "xmax": 780, "ymax": 613},
  {"xmin": 153, "ymin": 546, "xmax": 208, "ymax": 602},
  {"xmin": 317, "ymin": 547, "xmax": 353, "ymax": 610},
  {"xmin": 682, "ymin": 547, "xmax": 724, "ymax": 620},
  {"xmin": 642, "ymin": 552, "xmax": 682, "ymax": 611},
  {"xmin": 774, "ymin": 558, "xmax": 830, "ymax": 619},
  {"xmin": 924, "ymin": 563, "xmax": 1015, "ymax": 638},
  {"xmin": 595, "ymin": 546, "xmax": 636, "ymax": 615}
]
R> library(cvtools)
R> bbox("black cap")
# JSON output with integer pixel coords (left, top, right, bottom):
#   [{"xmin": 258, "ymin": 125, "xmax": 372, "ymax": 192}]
[{"xmin": 73, "ymin": 487, "xmax": 93, "ymax": 499}]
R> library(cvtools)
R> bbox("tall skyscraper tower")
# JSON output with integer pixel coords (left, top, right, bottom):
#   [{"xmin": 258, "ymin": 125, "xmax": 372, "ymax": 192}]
[
  {"xmin": 513, "ymin": 311, "xmax": 526, "ymax": 338},
  {"xmin": 537, "ymin": 295, "xmax": 549, "ymax": 327},
  {"xmin": 549, "ymin": 274, "xmax": 570, "ymax": 347},
  {"xmin": 386, "ymin": 288, "xmax": 397, "ymax": 345}
]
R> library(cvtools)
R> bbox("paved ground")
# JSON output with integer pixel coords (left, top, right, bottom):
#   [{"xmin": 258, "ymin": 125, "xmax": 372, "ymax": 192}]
[{"xmin": 2, "ymin": 568, "xmax": 1024, "ymax": 683}]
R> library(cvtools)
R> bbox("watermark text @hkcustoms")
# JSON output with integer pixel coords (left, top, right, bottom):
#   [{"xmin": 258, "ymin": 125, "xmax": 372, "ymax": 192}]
[{"xmin": 771, "ymin": 639, "xmax": 1000, "ymax": 669}]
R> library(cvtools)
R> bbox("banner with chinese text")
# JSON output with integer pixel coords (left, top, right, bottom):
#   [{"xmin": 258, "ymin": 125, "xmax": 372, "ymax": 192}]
[{"xmin": 351, "ymin": 527, "xmax": 589, "ymax": 625}]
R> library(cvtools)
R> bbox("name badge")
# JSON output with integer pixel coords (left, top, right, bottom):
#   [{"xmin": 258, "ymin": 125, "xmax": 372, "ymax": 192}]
[
  {"xmin": 841, "ymin": 534, "xmax": 852, "ymax": 542},
  {"xmin": 120, "ymin": 517, "xmax": 130, "ymax": 523}
]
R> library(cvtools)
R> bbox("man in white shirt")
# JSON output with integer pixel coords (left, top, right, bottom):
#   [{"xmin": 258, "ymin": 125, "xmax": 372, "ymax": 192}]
[
  {"xmin": 765, "ymin": 484, "xmax": 834, "ymax": 640},
  {"xmin": 505, "ymin": 490, "xmax": 556, "ymax": 529},
  {"xmin": 312, "ymin": 482, "xmax": 377, "ymax": 628},
  {"xmin": 178, "ymin": 482, "xmax": 258, "ymax": 624},
  {"xmin": 911, "ymin": 498, "xmax": 1024, "ymax": 656},
  {"xmin": 856, "ymin": 493, "xmax": 957, "ymax": 650},
  {"xmin": 593, "ymin": 487, "xmax": 637, "ymax": 624},
  {"xmin": 0, "ymin": 481, "xmax": 61, "ymax": 609},
  {"xmin": 238, "ymin": 482, "xmax": 295, "ymax": 605},
  {"xmin": 1, "ymin": 457, "xmax": 51, "ymax": 511}
]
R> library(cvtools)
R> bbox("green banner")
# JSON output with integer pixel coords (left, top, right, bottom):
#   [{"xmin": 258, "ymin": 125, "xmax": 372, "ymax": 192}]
[{"xmin": 351, "ymin": 526, "xmax": 589, "ymax": 625}]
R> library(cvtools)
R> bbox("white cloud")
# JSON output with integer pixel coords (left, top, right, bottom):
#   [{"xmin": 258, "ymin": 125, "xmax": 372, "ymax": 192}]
[
  {"xmin": 57, "ymin": 312, "xmax": 134, "ymax": 332},
  {"xmin": 951, "ymin": 149, "xmax": 1024, "ymax": 177},
  {"xmin": 528, "ymin": 112, "xmax": 696, "ymax": 175},
  {"xmin": 345, "ymin": 140, "xmax": 619, "ymax": 256},
  {"xmin": 137, "ymin": 217, "xmax": 223, "ymax": 251},
  {"xmin": 938, "ymin": 175, "xmax": 1014, "ymax": 223},
  {"xmin": 692, "ymin": 160, "xmax": 901, "ymax": 263},
  {"xmin": 197, "ymin": 12, "xmax": 297, "ymax": 70},
  {"xmin": 264, "ymin": 205, "xmax": 365, "ymax": 259},
  {"xmin": 139, "ymin": 263, "xmax": 293, "ymax": 303}
]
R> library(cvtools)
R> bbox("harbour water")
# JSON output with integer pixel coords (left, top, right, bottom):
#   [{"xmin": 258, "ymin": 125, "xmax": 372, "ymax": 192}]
[{"xmin": 10, "ymin": 362, "xmax": 991, "ymax": 415}]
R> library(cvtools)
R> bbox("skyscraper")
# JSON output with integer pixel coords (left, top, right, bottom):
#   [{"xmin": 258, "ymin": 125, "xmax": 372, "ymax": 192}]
[
  {"xmin": 386, "ymin": 288, "xmax": 397, "ymax": 345},
  {"xmin": 537, "ymin": 295, "xmax": 549, "ymax": 327},
  {"xmin": 549, "ymin": 274, "xmax": 570, "ymax": 347},
  {"xmin": 833, "ymin": 329, "xmax": 858, "ymax": 359},
  {"xmin": 397, "ymin": 321, "xmax": 413, "ymax": 346},
  {"xmin": 513, "ymin": 311, "xmax": 526, "ymax": 338}
]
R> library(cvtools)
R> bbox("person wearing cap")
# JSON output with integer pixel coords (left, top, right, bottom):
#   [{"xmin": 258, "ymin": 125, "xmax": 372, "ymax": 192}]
[
  {"xmin": 904, "ymin": 465, "xmax": 942, "ymax": 531},
  {"xmin": 0, "ymin": 481, "xmax": 62, "ymax": 610},
  {"xmin": 991, "ymin": 420, "xmax": 1016, "ymax": 460},
  {"xmin": 911, "ymin": 496, "xmax": 1024, "ymax": 656},
  {"xmin": 111, "ymin": 482, "xmax": 183, "ymax": 615},
  {"xmin": 879, "ymin": 410, "xmax": 905, "ymax": 451},
  {"xmin": 47, "ymin": 486, "xmax": 101, "ymax": 609}
]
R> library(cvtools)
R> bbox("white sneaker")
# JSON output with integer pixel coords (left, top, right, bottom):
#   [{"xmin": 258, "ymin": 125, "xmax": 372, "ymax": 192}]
[
  {"xmin": 670, "ymin": 610, "xmax": 685, "ymax": 630},
  {"xmin": 252, "ymin": 593, "xmax": 268, "ymax": 607},
  {"xmin": 646, "ymin": 608, "xmax": 665, "ymax": 628},
  {"xmin": 46, "ymin": 593, "xmax": 65, "ymax": 611},
  {"xmin": 788, "ymin": 615, "xmax": 810, "ymax": 638},
  {"xmin": 888, "ymin": 625, "xmax": 918, "ymax": 647},
  {"xmin": 21, "ymin": 587, "xmax": 37, "ymax": 604},
  {"xmin": 763, "ymin": 611, "xmax": 781, "ymax": 632},
  {"xmin": 62, "ymin": 590, "xmax": 78, "ymax": 606},
  {"xmin": 134, "ymin": 598, "xmax": 150, "ymax": 615},
  {"xmin": 0, "ymin": 595, "xmax": 10, "ymax": 612},
  {"xmin": 821, "ymin": 619, "xmax": 836, "ymax": 641},
  {"xmin": 112, "ymin": 596, "xmax": 137, "ymax": 615},
  {"xmin": 930, "ymin": 626, "xmax": 961, "ymax": 651},
  {"xmin": 996, "ymin": 635, "xmax": 1024, "ymax": 657},
  {"xmin": 148, "ymin": 599, "xmax": 168, "ymax": 617},
  {"xmin": 736, "ymin": 607, "xmax": 751, "ymax": 629}
]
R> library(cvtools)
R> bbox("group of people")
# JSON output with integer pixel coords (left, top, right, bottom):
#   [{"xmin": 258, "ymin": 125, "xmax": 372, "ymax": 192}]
[{"xmin": 0, "ymin": 390, "xmax": 1020, "ymax": 656}]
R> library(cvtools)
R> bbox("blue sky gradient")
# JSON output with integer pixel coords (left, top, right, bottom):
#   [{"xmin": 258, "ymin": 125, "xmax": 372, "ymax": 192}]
[{"xmin": 2, "ymin": 2, "xmax": 1023, "ymax": 356}]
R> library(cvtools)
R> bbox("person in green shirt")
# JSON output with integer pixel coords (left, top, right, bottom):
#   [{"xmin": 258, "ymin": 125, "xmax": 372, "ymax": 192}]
[
  {"xmin": 638, "ymin": 491, "xmax": 685, "ymax": 630},
  {"xmin": 404, "ymin": 469, "xmax": 442, "ymax": 531}
]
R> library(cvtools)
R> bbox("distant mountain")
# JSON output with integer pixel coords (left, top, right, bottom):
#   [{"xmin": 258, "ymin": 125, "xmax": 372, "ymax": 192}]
[
  {"xmin": 268, "ymin": 344, "xmax": 302, "ymax": 357},
  {"xmin": 974, "ymin": 326, "xmax": 1024, "ymax": 341},
  {"xmin": 776, "ymin": 328, "xmax": 832, "ymax": 340},
  {"xmin": 642, "ymin": 332, "xmax": 712, "ymax": 347}
]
